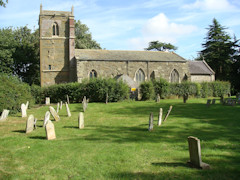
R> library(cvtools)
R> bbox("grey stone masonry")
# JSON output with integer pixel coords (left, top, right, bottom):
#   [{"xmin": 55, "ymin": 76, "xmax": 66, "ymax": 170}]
[{"xmin": 187, "ymin": 136, "xmax": 210, "ymax": 169}]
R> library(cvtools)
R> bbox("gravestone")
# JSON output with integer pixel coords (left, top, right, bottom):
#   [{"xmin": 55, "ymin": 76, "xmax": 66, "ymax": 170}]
[
  {"xmin": 43, "ymin": 111, "xmax": 50, "ymax": 128},
  {"xmin": 206, "ymin": 99, "xmax": 211, "ymax": 107},
  {"xmin": 212, "ymin": 99, "xmax": 216, "ymax": 105},
  {"xmin": 45, "ymin": 120, "xmax": 56, "ymax": 140},
  {"xmin": 163, "ymin": 106, "xmax": 173, "ymax": 122},
  {"xmin": 148, "ymin": 112, "xmax": 154, "ymax": 131},
  {"xmin": 60, "ymin": 101, "xmax": 63, "ymax": 109},
  {"xmin": 156, "ymin": 94, "xmax": 160, "ymax": 103},
  {"xmin": 105, "ymin": 93, "xmax": 108, "ymax": 104},
  {"xmin": 45, "ymin": 97, "xmax": 50, "ymax": 105},
  {"xmin": 57, "ymin": 102, "xmax": 60, "ymax": 113},
  {"xmin": 49, "ymin": 106, "xmax": 60, "ymax": 121},
  {"xmin": 26, "ymin": 101, "xmax": 29, "ymax": 109},
  {"xmin": 158, "ymin": 108, "xmax": 163, "ymax": 126},
  {"xmin": 82, "ymin": 96, "xmax": 87, "ymax": 112},
  {"xmin": 66, "ymin": 103, "xmax": 71, "ymax": 117},
  {"xmin": 0, "ymin": 109, "xmax": 10, "ymax": 121},
  {"xmin": 34, "ymin": 118, "xmax": 37, "ymax": 129},
  {"xmin": 21, "ymin": 103, "xmax": 27, "ymax": 118},
  {"xmin": 187, "ymin": 136, "xmax": 210, "ymax": 169},
  {"xmin": 26, "ymin": 114, "xmax": 34, "ymax": 133},
  {"xmin": 66, "ymin": 95, "xmax": 70, "ymax": 104},
  {"xmin": 78, "ymin": 112, "xmax": 84, "ymax": 129}
]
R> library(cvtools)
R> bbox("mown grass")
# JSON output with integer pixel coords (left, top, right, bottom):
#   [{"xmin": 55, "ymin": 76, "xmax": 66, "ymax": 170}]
[{"xmin": 0, "ymin": 98, "xmax": 240, "ymax": 179}]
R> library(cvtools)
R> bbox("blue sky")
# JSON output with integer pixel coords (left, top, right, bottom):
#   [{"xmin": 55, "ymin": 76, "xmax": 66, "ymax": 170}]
[{"xmin": 0, "ymin": 0, "xmax": 240, "ymax": 59}]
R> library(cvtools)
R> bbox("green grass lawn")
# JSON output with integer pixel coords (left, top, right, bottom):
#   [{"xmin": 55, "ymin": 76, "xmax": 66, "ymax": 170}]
[{"xmin": 0, "ymin": 98, "xmax": 240, "ymax": 179}]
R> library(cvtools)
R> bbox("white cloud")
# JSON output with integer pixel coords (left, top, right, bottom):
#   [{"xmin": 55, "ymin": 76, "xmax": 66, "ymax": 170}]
[
  {"xmin": 129, "ymin": 13, "xmax": 198, "ymax": 50},
  {"xmin": 182, "ymin": 0, "xmax": 237, "ymax": 12}
]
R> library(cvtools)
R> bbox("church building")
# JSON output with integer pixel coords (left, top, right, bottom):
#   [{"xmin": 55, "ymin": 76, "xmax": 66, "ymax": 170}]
[{"xmin": 39, "ymin": 5, "xmax": 215, "ymax": 87}]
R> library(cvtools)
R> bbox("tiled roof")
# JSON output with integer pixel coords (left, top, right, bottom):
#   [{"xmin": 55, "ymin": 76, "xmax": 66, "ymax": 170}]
[
  {"xmin": 189, "ymin": 60, "xmax": 215, "ymax": 75},
  {"xmin": 75, "ymin": 49, "xmax": 186, "ymax": 62}
]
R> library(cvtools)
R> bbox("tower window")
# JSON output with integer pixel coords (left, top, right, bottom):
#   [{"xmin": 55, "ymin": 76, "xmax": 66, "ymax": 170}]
[
  {"xmin": 53, "ymin": 22, "xmax": 59, "ymax": 36},
  {"xmin": 49, "ymin": 65, "xmax": 52, "ymax": 70},
  {"xmin": 89, "ymin": 70, "xmax": 97, "ymax": 78}
]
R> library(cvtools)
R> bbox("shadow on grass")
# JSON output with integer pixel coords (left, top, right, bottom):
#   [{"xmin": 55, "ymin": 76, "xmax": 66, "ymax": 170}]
[
  {"xmin": 12, "ymin": 130, "xmax": 25, "ymax": 134},
  {"xmin": 29, "ymin": 136, "xmax": 46, "ymax": 140},
  {"xmin": 151, "ymin": 162, "xmax": 188, "ymax": 168},
  {"xmin": 63, "ymin": 126, "xmax": 79, "ymax": 129}
]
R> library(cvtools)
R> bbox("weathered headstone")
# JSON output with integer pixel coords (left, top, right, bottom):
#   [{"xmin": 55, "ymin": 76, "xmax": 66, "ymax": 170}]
[
  {"xmin": 206, "ymin": 99, "xmax": 211, "ymax": 107},
  {"xmin": 34, "ymin": 118, "xmax": 38, "ymax": 129},
  {"xmin": 0, "ymin": 109, "xmax": 10, "ymax": 121},
  {"xmin": 212, "ymin": 99, "xmax": 216, "ymax": 105},
  {"xmin": 105, "ymin": 93, "xmax": 108, "ymax": 104},
  {"xmin": 163, "ymin": 106, "xmax": 173, "ymax": 122},
  {"xmin": 66, "ymin": 95, "xmax": 70, "ymax": 104},
  {"xmin": 158, "ymin": 108, "xmax": 163, "ymax": 126},
  {"xmin": 43, "ymin": 111, "xmax": 50, "ymax": 128},
  {"xmin": 49, "ymin": 106, "xmax": 60, "ymax": 121},
  {"xmin": 26, "ymin": 114, "xmax": 34, "ymax": 133},
  {"xmin": 156, "ymin": 94, "xmax": 160, "ymax": 103},
  {"xmin": 60, "ymin": 101, "xmax": 63, "ymax": 109},
  {"xmin": 45, "ymin": 120, "xmax": 56, "ymax": 140},
  {"xmin": 45, "ymin": 97, "xmax": 50, "ymax": 105},
  {"xmin": 78, "ymin": 112, "xmax": 84, "ymax": 129},
  {"xmin": 148, "ymin": 112, "xmax": 154, "ymax": 131},
  {"xmin": 66, "ymin": 103, "xmax": 71, "ymax": 117},
  {"xmin": 187, "ymin": 136, "xmax": 210, "ymax": 169},
  {"xmin": 56, "ymin": 102, "xmax": 60, "ymax": 113},
  {"xmin": 21, "ymin": 103, "xmax": 27, "ymax": 118},
  {"xmin": 82, "ymin": 96, "xmax": 87, "ymax": 112},
  {"xmin": 26, "ymin": 101, "xmax": 29, "ymax": 109}
]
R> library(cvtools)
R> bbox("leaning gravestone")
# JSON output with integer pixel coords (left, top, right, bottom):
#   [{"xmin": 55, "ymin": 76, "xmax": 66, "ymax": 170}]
[
  {"xmin": 26, "ymin": 114, "xmax": 34, "ymax": 133},
  {"xmin": 0, "ymin": 109, "xmax": 10, "ymax": 121},
  {"xmin": 56, "ymin": 102, "xmax": 60, "ymax": 113},
  {"xmin": 43, "ymin": 111, "xmax": 51, "ymax": 128},
  {"xmin": 206, "ymin": 99, "xmax": 211, "ymax": 107},
  {"xmin": 212, "ymin": 99, "xmax": 216, "ymax": 105},
  {"xmin": 148, "ymin": 112, "xmax": 154, "ymax": 131},
  {"xmin": 21, "ymin": 103, "xmax": 27, "ymax": 118},
  {"xmin": 26, "ymin": 101, "xmax": 29, "ymax": 109},
  {"xmin": 78, "ymin": 112, "xmax": 84, "ymax": 129},
  {"xmin": 45, "ymin": 97, "xmax": 50, "ymax": 105},
  {"xmin": 45, "ymin": 120, "xmax": 56, "ymax": 140},
  {"xmin": 163, "ymin": 106, "xmax": 173, "ymax": 122},
  {"xmin": 187, "ymin": 136, "xmax": 210, "ymax": 169},
  {"xmin": 49, "ymin": 106, "xmax": 60, "ymax": 121},
  {"xmin": 66, "ymin": 95, "xmax": 70, "ymax": 104},
  {"xmin": 66, "ymin": 103, "xmax": 71, "ymax": 117},
  {"xmin": 158, "ymin": 108, "xmax": 163, "ymax": 126}
]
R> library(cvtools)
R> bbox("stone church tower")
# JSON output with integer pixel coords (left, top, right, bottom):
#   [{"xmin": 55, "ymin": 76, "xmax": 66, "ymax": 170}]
[{"xmin": 39, "ymin": 4, "xmax": 76, "ymax": 86}]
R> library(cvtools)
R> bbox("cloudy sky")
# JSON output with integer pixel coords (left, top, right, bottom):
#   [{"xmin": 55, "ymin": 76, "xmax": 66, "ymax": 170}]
[{"xmin": 0, "ymin": 0, "xmax": 240, "ymax": 59}]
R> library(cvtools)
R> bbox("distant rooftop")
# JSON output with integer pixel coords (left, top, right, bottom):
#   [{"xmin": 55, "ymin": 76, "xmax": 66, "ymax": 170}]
[
  {"xmin": 75, "ymin": 49, "xmax": 187, "ymax": 62},
  {"xmin": 189, "ymin": 60, "xmax": 215, "ymax": 75}
]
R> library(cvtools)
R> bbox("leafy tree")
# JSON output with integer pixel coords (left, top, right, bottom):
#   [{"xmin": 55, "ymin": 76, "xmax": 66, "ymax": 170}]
[
  {"xmin": 145, "ymin": 41, "xmax": 177, "ymax": 51},
  {"xmin": 75, "ymin": 20, "xmax": 101, "ymax": 49},
  {"xmin": 200, "ymin": 18, "xmax": 236, "ymax": 81},
  {"xmin": 0, "ymin": 0, "xmax": 8, "ymax": 7}
]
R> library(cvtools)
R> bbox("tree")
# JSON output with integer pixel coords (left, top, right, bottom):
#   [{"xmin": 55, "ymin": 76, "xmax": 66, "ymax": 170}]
[
  {"xmin": 145, "ymin": 41, "xmax": 177, "ymax": 51},
  {"xmin": 75, "ymin": 20, "xmax": 101, "ymax": 49},
  {"xmin": 0, "ymin": 0, "xmax": 8, "ymax": 7},
  {"xmin": 200, "ymin": 18, "xmax": 236, "ymax": 81}
]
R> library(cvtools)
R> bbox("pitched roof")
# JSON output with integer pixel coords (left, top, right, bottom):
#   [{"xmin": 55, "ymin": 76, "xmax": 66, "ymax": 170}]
[
  {"xmin": 115, "ymin": 74, "xmax": 138, "ymax": 88},
  {"xmin": 189, "ymin": 60, "xmax": 215, "ymax": 75},
  {"xmin": 75, "ymin": 49, "xmax": 186, "ymax": 62}
]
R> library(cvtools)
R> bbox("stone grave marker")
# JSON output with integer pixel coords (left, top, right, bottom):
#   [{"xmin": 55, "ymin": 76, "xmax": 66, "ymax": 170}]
[
  {"xmin": 148, "ymin": 112, "xmax": 154, "ymax": 131},
  {"xmin": 45, "ymin": 97, "xmax": 50, "ymax": 105},
  {"xmin": 45, "ymin": 120, "xmax": 56, "ymax": 140},
  {"xmin": 21, "ymin": 103, "xmax": 27, "ymax": 118},
  {"xmin": 66, "ymin": 102, "xmax": 71, "ymax": 117},
  {"xmin": 49, "ymin": 106, "xmax": 60, "ymax": 121},
  {"xmin": 212, "ymin": 99, "xmax": 216, "ymax": 105},
  {"xmin": 78, "ymin": 112, "xmax": 84, "ymax": 129},
  {"xmin": 206, "ymin": 99, "xmax": 211, "ymax": 107},
  {"xmin": 43, "ymin": 111, "xmax": 50, "ymax": 128},
  {"xmin": 66, "ymin": 95, "xmax": 70, "ymax": 104},
  {"xmin": 158, "ymin": 108, "xmax": 163, "ymax": 126},
  {"xmin": 105, "ymin": 93, "xmax": 108, "ymax": 104},
  {"xmin": 34, "ymin": 118, "xmax": 37, "ymax": 129},
  {"xmin": 163, "ymin": 106, "xmax": 173, "ymax": 122},
  {"xmin": 26, "ymin": 101, "xmax": 29, "ymax": 109},
  {"xmin": 57, "ymin": 102, "xmax": 60, "ymax": 113},
  {"xmin": 156, "ymin": 94, "xmax": 160, "ymax": 103},
  {"xmin": 187, "ymin": 136, "xmax": 210, "ymax": 169},
  {"xmin": 26, "ymin": 114, "xmax": 34, "ymax": 133},
  {"xmin": 0, "ymin": 109, "xmax": 10, "ymax": 121},
  {"xmin": 60, "ymin": 101, "xmax": 63, "ymax": 109},
  {"xmin": 82, "ymin": 96, "xmax": 87, "ymax": 112}
]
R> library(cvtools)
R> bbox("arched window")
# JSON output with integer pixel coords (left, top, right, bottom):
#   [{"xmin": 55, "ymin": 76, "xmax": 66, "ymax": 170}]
[
  {"xmin": 170, "ymin": 69, "xmax": 179, "ymax": 83},
  {"xmin": 89, "ymin": 70, "xmax": 97, "ymax": 78},
  {"xmin": 135, "ymin": 69, "xmax": 145, "ymax": 83},
  {"xmin": 52, "ymin": 22, "xmax": 59, "ymax": 36}
]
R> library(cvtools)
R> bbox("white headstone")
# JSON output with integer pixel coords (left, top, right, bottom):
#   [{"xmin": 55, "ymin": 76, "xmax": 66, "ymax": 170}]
[
  {"xmin": 60, "ymin": 101, "xmax": 63, "ymax": 109},
  {"xmin": 158, "ymin": 108, "xmax": 163, "ymax": 126},
  {"xmin": 43, "ymin": 111, "xmax": 51, "ymax": 127},
  {"xmin": 66, "ymin": 95, "xmax": 70, "ymax": 104},
  {"xmin": 26, "ymin": 101, "xmax": 29, "ymax": 109},
  {"xmin": 26, "ymin": 114, "xmax": 34, "ymax": 133},
  {"xmin": 45, "ymin": 97, "xmax": 50, "ymax": 105},
  {"xmin": 66, "ymin": 103, "xmax": 71, "ymax": 117},
  {"xmin": 78, "ymin": 112, "xmax": 84, "ymax": 129},
  {"xmin": 57, "ymin": 103, "xmax": 60, "ymax": 113},
  {"xmin": 49, "ymin": 106, "xmax": 60, "ymax": 121},
  {"xmin": 21, "ymin": 103, "xmax": 27, "ymax": 118},
  {"xmin": 0, "ymin": 109, "xmax": 10, "ymax": 121},
  {"xmin": 45, "ymin": 120, "xmax": 56, "ymax": 140}
]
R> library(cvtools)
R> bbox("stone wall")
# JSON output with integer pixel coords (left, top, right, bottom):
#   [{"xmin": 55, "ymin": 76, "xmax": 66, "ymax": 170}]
[{"xmin": 190, "ymin": 74, "xmax": 215, "ymax": 82}]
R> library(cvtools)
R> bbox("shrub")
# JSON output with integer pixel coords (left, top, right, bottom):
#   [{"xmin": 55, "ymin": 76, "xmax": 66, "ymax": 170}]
[
  {"xmin": 0, "ymin": 73, "xmax": 34, "ymax": 114},
  {"xmin": 140, "ymin": 81, "xmax": 154, "ymax": 100},
  {"xmin": 153, "ymin": 78, "xmax": 170, "ymax": 99}
]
